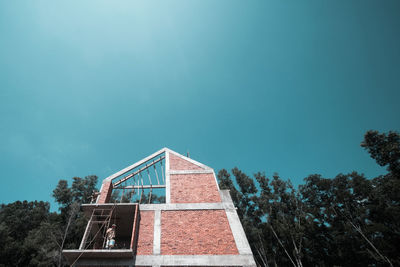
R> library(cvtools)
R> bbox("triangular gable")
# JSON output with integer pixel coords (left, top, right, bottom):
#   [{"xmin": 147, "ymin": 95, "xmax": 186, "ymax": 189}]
[
  {"xmin": 103, "ymin": 147, "xmax": 212, "ymax": 183},
  {"xmin": 168, "ymin": 149, "xmax": 212, "ymax": 171},
  {"xmin": 104, "ymin": 147, "xmax": 167, "ymax": 182}
]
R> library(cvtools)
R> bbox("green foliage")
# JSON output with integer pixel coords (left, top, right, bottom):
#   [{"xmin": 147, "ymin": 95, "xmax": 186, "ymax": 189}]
[
  {"xmin": 361, "ymin": 130, "xmax": 400, "ymax": 176},
  {"xmin": 0, "ymin": 175, "xmax": 98, "ymax": 266},
  {"xmin": 0, "ymin": 201, "xmax": 57, "ymax": 266},
  {"xmin": 217, "ymin": 130, "xmax": 400, "ymax": 267},
  {"xmin": 218, "ymin": 169, "xmax": 308, "ymax": 266},
  {"xmin": 71, "ymin": 175, "xmax": 98, "ymax": 203},
  {"xmin": 361, "ymin": 130, "xmax": 400, "ymax": 266},
  {"xmin": 300, "ymin": 172, "xmax": 375, "ymax": 266},
  {"xmin": 1, "ymin": 130, "xmax": 399, "ymax": 266},
  {"xmin": 23, "ymin": 221, "xmax": 59, "ymax": 266},
  {"xmin": 53, "ymin": 175, "xmax": 98, "ymax": 215},
  {"xmin": 52, "ymin": 176, "xmax": 98, "ymax": 251}
]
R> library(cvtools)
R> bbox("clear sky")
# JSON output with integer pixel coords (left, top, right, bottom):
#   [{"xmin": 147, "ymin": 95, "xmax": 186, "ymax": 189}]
[{"xmin": 1, "ymin": 1, "xmax": 399, "ymax": 209}]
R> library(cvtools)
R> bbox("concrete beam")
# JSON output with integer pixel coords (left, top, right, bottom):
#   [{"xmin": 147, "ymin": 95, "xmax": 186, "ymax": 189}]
[
  {"xmin": 169, "ymin": 169, "xmax": 214, "ymax": 175},
  {"xmin": 140, "ymin": 202, "xmax": 224, "ymax": 211},
  {"xmin": 75, "ymin": 254, "xmax": 256, "ymax": 266}
]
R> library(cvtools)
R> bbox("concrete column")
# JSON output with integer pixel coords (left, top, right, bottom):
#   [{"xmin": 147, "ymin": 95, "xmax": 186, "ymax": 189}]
[
  {"xmin": 165, "ymin": 151, "xmax": 171, "ymax": 204},
  {"xmin": 153, "ymin": 209, "xmax": 161, "ymax": 255}
]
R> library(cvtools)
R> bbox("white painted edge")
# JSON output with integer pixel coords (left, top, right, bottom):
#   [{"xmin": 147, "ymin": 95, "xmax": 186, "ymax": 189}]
[
  {"xmin": 220, "ymin": 190, "xmax": 253, "ymax": 255},
  {"xmin": 213, "ymin": 169, "xmax": 221, "ymax": 191},
  {"xmin": 226, "ymin": 209, "xmax": 253, "ymax": 255}
]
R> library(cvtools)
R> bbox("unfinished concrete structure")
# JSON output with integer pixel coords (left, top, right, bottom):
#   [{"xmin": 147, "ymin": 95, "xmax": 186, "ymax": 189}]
[{"xmin": 63, "ymin": 148, "xmax": 256, "ymax": 267}]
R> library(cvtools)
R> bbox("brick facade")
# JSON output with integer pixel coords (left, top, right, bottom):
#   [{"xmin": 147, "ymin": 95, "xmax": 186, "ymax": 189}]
[
  {"xmin": 136, "ymin": 211, "xmax": 154, "ymax": 255},
  {"xmin": 65, "ymin": 148, "xmax": 255, "ymax": 267},
  {"xmin": 169, "ymin": 153, "xmax": 204, "ymax": 170},
  {"xmin": 170, "ymin": 173, "xmax": 221, "ymax": 203},
  {"xmin": 161, "ymin": 210, "xmax": 238, "ymax": 255}
]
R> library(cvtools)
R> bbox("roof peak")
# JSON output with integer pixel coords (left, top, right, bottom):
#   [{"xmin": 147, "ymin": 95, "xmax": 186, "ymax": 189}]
[{"xmin": 103, "ymin": 147, "xmax": 211, "ymax": 183}]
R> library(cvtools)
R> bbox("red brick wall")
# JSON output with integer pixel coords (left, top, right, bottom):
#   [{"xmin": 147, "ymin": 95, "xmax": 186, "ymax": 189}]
[
  {"xmin": 98, "ymin": 181, "xmax": 113, "ymax": 204},
  {"xmin": 170, "ymin": 173, "xmax": 221, "ymax": 203},
  {"xmin": 161, "ymin": 210, "xmax": 238, "ymax": 255},
  {"xmin": 136, "ymin": 211, "xmax": 154, "ymax": 255},
  {"xmin": 169, "ymin": 153, "xmax": 204, "ymax": 170}
]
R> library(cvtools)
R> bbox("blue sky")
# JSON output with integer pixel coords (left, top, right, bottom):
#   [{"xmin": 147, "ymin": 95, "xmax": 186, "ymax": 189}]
[{"xmin": 1, "ymin": 1, "xmax": 399, "ymax": 209}]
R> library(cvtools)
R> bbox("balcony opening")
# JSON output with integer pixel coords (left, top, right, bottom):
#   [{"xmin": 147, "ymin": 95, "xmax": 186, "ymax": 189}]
[{"xmin": 80, "ymin": 204, "xmax": 139, "ymax": 250}]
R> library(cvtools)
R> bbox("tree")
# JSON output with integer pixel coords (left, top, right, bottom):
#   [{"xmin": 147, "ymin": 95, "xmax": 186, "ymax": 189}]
[
  {"xmin": 217, "ymin": 130, "xmax": 400, "ymax": 266},
  {"xmin": 300, "ymin": 172, "xmax": 375, "ymax": 266},
  {"xmin": 53, "ymin": 175, "xmax": 98, "ymax": 217},
  {"xmin": 361, "ymin": 130, "xmax": 400, "ymax": 266},
  {"xmin": 0, "ymin": 201, "xmax": 55, "ymax": 267},
  {"xmin": 51, "ymin": 175, "xmax": 98, "ymax": 266},
  {"xmin": 361, "ymin": 130, "xmax": 400, "ymax": 177},
  {"xmin": 218, "ymin": 169, "xmax": 307, "ymax": 267},
  {"xmin": 1, "ymin": 130, "xmax": 399, "ymax": 266}
]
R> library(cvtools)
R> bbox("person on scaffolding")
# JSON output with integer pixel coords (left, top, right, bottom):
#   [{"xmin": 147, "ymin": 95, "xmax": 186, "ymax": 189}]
[
  {"xmin": 89, "ymin": 190, "xmax": 100, "ymax": 203},
  {"xmin": 105, "ymin": 224, "xmax": 116, "ymax": 249}
]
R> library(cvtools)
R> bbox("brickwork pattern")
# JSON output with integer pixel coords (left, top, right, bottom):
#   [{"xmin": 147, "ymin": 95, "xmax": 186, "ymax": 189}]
[
  {"xmin": 136, "ymin": 211, "xmax": 155, "ymax": 255},
  {"xmin": 170, "ymin": 173, "xmax": 221, "ymax": 203},
  {"xmin": 161, "ymin": 210, "xmax": 238, "ymax": 255},
  {"xmin": 169, "ymin": 153, "xmax": 204, "ymax": 170},
  {"xmin": 98, "ymin": 181, "xmax": 113, "ymax": 204}
]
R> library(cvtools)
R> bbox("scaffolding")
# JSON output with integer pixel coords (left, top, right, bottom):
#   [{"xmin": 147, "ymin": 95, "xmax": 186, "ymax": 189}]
[
  {"xmin": 78, "ymin": 203, "xmax": 139, "ymax": 250},
  {"xmin": 79, "ymin": 206, "xmax": 115, "ymax": 250}
]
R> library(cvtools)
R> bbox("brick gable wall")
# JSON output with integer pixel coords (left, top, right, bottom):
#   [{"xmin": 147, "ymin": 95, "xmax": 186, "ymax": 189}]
[{"xmin": 169, "ymin": 153, "xmax": 204, "ymax": 170}]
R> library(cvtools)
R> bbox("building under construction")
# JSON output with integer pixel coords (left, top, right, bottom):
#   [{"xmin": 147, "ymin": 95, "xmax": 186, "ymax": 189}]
[{"xmin": 63, "ymin": 148, "xmax": 256, "ymax": 267}]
